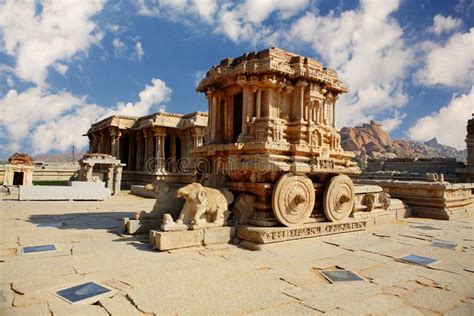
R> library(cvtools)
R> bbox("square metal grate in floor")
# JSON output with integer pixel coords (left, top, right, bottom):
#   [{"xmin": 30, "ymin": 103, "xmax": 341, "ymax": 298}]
[
  {"xmin": 398, "ymin": 254, "xmax": 439, "ymax": 266},
  {"xmin": 55, "ymin": 282, "xmax": 111, "ymax": 304},
  {"xmin": 21, "ymin": 244, "xmax": 56, "ymax": 254},
  {"xmin": 320, "ymin": 270, "xmax": 364, "ymax": 283},
  {"xmin": 431, "ymin": 241, "xmax": 457, "ymax": 250}
]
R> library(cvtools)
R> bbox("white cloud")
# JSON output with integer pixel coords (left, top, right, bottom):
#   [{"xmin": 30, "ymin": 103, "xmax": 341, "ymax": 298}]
[
  {"xmin": 408, "ymin": 87, "xmax": 474, "ymax": 150},
  {"xmin": 136, "ymin": 0, "xmax": 218, "ymax": 22},
  {"xmin": 430, "ymin": 14, "xmax": 462, "ymax": 35},
  {"xmin": 0, "ymin": 79, "xmax": 171, "ymax": 154},
  {"xmin": 380, "ymin": 111, "xmax": 406, "ymax": 133},
  {"xmin": 415, "ymin": 28, "xmax": 474, "ymax": 88},
  {"xmin": 290, "ymin": 0, "xmax": 413, "ymax": 128},
  {"xmin": 53, "ymin": 63, "xmax": 69, "ymax": 76},
  {"xmin": 112, "ymin": 38, "xmax": 127, "ymax": 58},
  {"xmin": 0, "ymin": 0, "xmax": 104, "ymax": 86},
  {"xmin": 135, "ymin": 41, "xmax": 144, "ymax": 60}
]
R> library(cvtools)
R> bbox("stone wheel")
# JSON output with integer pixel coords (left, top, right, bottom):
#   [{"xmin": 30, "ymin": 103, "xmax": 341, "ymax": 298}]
[
  {"xmin": 272, "ymin": 173, "xmax": 315, "ymax": 227},
  {"xmin": 323, "ymin": 174, "xmax": 355, "ymax": 222}
]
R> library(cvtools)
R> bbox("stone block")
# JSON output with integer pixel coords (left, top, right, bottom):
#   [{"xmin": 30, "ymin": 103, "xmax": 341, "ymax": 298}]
[
  {"xmin": 126, "ymin": 218, "xmax": 161, "ymax": 234},
  {"xmin": 154, "ymin": 230, "xmax": 204, "ymax": 251},
  {"xmin": 18, "ymin": 181, "xmax": 111, "ymax": 201},
  {"xmin": 149, "ymin": 230, "xmax": 159, "ymax": 246},
  {"xmin": 203, "ymin": 226, "xmax": 236, "ymax": 245},
  {"xmin": 130, "ymin": 185, "xmax": 156, "ymax": 199}
]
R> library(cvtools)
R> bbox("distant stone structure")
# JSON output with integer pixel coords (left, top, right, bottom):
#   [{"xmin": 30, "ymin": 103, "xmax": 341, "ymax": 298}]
[
  {"xmin": 85, "ymin": 111, "xmax": 207, "ymax": 187},
  {"xmin": 457, "ymin": 114, "xmax": 474, "ymax": 182},
  {"xmin": 2, "ymin": 153, "xmax": 34, "ymax": 186},
  {"xmin": 78, "ymin": 153, "xmax": 125, "ymax": 195}
]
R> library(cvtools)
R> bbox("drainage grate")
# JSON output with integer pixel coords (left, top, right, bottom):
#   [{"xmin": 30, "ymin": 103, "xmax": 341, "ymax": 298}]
[
  {"xmin": 320, "ymin": 270, "xmax": 364, "ymax": 283},
  {"xmin": 21, "ymin": 244, "xmax": 56, "ymax": 254},
  {"xmin": 55, "ymin": 282, "xmax": 111, "ymax": 304},
  {"xmin": 399, "ymin": 254, "xmax": 438, "ymax": 266},
  {"xmin": 431, "ymin": 241, "xmax": 457, "ymax": 250}
]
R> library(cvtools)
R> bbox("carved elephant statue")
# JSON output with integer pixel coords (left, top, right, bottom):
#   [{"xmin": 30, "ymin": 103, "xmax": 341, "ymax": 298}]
[
  {"xmin": 175, "ymin": 182, "xmax": 234, "ymax": 226},
  {"xmin": 134, "ymin": 181, "xmax": 184, "ymax": 220}
]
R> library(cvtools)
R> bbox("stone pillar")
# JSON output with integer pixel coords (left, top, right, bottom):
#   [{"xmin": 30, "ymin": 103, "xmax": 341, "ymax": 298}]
[
  {"xmin": 154, "ymin": 128, "xmax": 166, "ymax": 173},
  {"xmin": 296, "ymin": 81, "xmax": 308, "ymax": 122},
  {"xmin": 143, "ymin": 130, "xmax": 150, "ymax": 172},
  {"xmin": 135, "ymin": 131, "xmax": 142, "ymax": 171},
  {"xmin": 113, "ymin": 166, "xmax": 122, "ymax": 195},
  {"xmin": 256, "ymin": 89, "xmax": 262, "ymax": 118},
  {"xmin": 332, "ymin": 99, "xmax": 336, "ymax": 127},
  {"xmin": 171, "ymin": 134, "xmax": 176, "ymax": 172},
  {"xmin": 241, "ymin": 85, "xmax": 249, "ymax": 135},
  {"xmin": 116, "ymin": 130, "xmax": 122, "ymax": 159},
  {"xmin": 110, "ymin": 129, "xmax": 117, "ymax": 157},
  {"xmin": 85, "ymin": 163, "xmax": 94, "ymax": 181},
  {"xmin": 106, "ymin": 166, "xmax": 114, "ymax": 190}
]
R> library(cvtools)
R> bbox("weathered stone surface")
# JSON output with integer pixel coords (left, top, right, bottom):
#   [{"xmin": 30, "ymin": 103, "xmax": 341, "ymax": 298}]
[
  {"xmin": 203, "ymin": 226, "xmax": 236, "ymax": 245},
  {"xmin": 238, "ymin": 220, "xmax": 368, "ymax": 244},
  {"xmin": 155, "ymin": 229, "xmax": 204, "ymax": 251},
  {"xmin": 99, "ymin": 294, "xmax": 142, "ymax": 316}
]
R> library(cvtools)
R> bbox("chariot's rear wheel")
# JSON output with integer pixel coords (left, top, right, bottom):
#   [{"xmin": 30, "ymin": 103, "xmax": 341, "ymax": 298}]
[
  {"xmin": 272, "ymin": 173, "xmax": 315, "ymax": 227},
  {"xmin": 323, "ymin": 174, "xmax": 355, "ymax": 222}
]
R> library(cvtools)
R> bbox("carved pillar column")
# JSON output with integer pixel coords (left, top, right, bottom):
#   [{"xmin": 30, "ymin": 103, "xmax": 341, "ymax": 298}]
[
  {"xmin": 143, "ymin": 129, "xmax": 149, "ymax": 172},
  {"xmin": 106, "ymin": 166, "xmax": 114, "ymax": 190},
  {"xmin": 256, "ymin": 89, "xmax": 262, "ymax": 118},
  {"xmin": 113, "ymin": 165, "xmax": 122, "ymax": 195},
  {"xmin": 296, "ymin": 81, "xmax": 308, "ymax": 122},
  {"xmin": 116, "ymin": 130, "xmax": 122, "ymax": 159},
  {"xmin": 332, "ymin": 97, "xmax": 337, "ymax": 127},
  {"xmin": 135, "ymin": 131, "xmax": 142, "ymax": 171},
  {"xmin": 153, "ymin": 127, "xmax": 166, "ymax": 173},
  {"xmin": 206, "ymin": 89, "xmax": 216, "ymax": 143},
  {"xmin": 110, "ymin": 129, "xmax": 117, "ymax": 157},
  {"xmin": 170, "ymin": 134, "xmax": 176, "ymax": 172},
  {"xmin": 85, "ymin": 163, "xmax": 94, "ymax": 181}
]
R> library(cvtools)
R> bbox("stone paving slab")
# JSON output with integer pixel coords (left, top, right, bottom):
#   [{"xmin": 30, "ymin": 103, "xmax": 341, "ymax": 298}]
[{"xmin": 0, "ymin": 194, "xmax": 472, "ymax": 315}]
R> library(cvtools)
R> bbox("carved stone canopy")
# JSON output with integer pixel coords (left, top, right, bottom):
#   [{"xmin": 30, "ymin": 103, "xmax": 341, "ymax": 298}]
[{"xmin": 8, "ymin": 152, "xmax": 33, "ymax": 166}]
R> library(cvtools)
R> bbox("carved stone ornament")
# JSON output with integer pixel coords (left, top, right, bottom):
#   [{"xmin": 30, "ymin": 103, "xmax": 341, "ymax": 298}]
[
  {"xmin": 272, "ymin": 173, "xmax": 315, "ymax": 226},
  {"xmin": 323, "ymin": 174, "xmax": 355, "ymax": 222}
]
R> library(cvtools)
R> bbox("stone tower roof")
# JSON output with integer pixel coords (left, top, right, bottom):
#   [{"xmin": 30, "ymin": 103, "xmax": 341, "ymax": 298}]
[{"xmin": 196, "ymin": 47, "xmax": 347, "ymax": 93}]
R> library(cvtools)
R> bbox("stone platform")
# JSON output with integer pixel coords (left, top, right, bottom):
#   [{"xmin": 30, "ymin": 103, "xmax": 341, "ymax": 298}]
[
  {"xmin": 356, "ymin": 179, "xmax": 474, "ymax": 220},
  {"xmin": 237, "ymin": 219, "xmax": 368, "ymax": 245}
]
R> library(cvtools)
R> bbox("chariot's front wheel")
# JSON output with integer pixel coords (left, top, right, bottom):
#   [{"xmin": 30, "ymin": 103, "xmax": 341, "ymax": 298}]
[
  {"xmin": 272, "ymin": 173, "xmax": 315, "ymax": 227},
  {"xmin": 323, "ymin": 174, "xmax": 355, "ymax": 222}
]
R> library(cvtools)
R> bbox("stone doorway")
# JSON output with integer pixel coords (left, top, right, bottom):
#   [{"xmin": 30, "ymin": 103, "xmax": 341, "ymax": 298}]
[
  {"xmin": 232, "ymin": 93, "xmax": 243, "ymax": 143},
  {"xmin": 13, "ymin": 172, "xmax": 24, "ymax": 185}
]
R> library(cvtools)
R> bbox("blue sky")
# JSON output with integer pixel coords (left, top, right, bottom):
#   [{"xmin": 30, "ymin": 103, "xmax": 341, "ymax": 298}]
[{"xmin": 0, "ymin": 0, "xmax": 473, "ymax": 159}]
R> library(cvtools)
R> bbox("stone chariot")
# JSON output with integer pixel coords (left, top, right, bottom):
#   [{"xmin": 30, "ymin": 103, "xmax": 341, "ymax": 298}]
[{"xmin": 193, "ymin": 47, "xmax": 361, "ymax": 228}]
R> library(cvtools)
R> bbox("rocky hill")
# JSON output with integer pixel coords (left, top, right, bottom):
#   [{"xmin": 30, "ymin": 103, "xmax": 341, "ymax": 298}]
[{"xmin": 340, "ymin": 120, "xmax": 466, "ymax": 162}]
